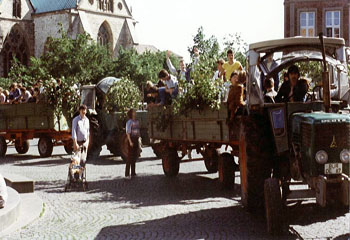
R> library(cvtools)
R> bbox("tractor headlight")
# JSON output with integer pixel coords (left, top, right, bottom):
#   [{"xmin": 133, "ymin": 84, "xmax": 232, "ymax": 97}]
[
  {"xmin": 315, "ymin": 150, "xmax": 328, "ymax": 164},
  {"xmin": 340, "ymin": 149, "xmax": 350, "ymax": 164}
]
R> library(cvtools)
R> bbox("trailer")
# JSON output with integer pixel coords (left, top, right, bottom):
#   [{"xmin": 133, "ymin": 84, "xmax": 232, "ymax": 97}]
[
  {"xmin": 0, "ymin": 102, "xmax": 72, "ymax": 158},
  {"xmin": 148, "ymin": 103, "xmax": 239, "ymax": 188}
]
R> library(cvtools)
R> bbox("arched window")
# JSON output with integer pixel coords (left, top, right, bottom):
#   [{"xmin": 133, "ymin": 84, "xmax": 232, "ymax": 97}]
[
  {"xmin": 1, "ymin": 25, "xmax": 29, "ymax": 77},
  {"xmin": 97, "ymin": 23, "xmax": 111, "ymax": 47},
  {"xmin": 13, "ymin": 0, "xmax": 21, "ymax": 18}
]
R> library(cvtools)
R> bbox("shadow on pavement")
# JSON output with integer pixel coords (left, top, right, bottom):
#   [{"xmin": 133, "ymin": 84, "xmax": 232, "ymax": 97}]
[
  {"xmin": 88, "ymin": 156, "xmax": 158, "ymax": 166},
  {"xmin": 95, "ymin": 206, "xmax": 296, "ymax": 240},
  {"xmin": 287, "ymin": 202, "xmax": 349, "ymax": 226},
  {"xmin": 76, "ymin": 172, "xmax": 240, "ymax": 208}
]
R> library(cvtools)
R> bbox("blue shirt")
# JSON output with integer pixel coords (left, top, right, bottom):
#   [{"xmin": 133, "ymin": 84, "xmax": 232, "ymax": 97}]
[
  {"xmin": 126, "ymin": 119, "xmax": 140, "ymax": 137},
  {"xmin": 72, "ymin": 115, "xmax": 90, "ymax": 142}
]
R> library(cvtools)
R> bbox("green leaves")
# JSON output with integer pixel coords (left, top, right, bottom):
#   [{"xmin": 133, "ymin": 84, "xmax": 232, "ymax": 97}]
[{"xmin": 104, "ymin": 77, "xmax": 141, "ymax": 114}]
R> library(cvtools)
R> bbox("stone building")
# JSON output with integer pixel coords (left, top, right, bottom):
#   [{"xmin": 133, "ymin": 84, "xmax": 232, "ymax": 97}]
[
  {"xmin": 284, "ymin": 0, "xmax": 350, "ymax": 45},
  {"xmin": 0, "ymin": 0, "xmax": 138, "ymax": 77}
]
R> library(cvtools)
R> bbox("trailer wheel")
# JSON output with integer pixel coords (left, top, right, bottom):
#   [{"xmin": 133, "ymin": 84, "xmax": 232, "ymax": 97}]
[
  {"xmin": 0, "ymin": 136, "xmax": 7, "ymax": 157},
  {"xmin": 162, "ymin": 148, "xmax": 180, "ymax": 177},
  {"xmin": 152, "ymin": 142, "xmax": 164, "ymax": 159},
  {"xmin": 239, "ymin": 115, "xmax": 274, "ymax": 212},
  {"xmin": 64, "ymin": 139, "xmax": 73, "ymax": 155},
  {"xmin": 38, "ymin": 136, "xmax": 53, "ymax": 158},
  {"xmin": 264, "ymin": 178, "xmax": 283, "ymax": 235},
  {"xmin": 218, "ymin": 153, "xmax": 235, "ymax": 189},
  {"xmin": 203, "ymin": 148, "xmax": 219, "ymax": 173},
  {"xmin": 15, "ymin": 139, "xmax": 30, "ymax": 154}
]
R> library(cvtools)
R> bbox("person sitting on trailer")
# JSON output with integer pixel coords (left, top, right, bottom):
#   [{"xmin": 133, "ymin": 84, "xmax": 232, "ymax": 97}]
[
  {"xmin": 0, "ymin": 87, "xmax": 6, "ymax": 104},
  {"xmin": 8, "ymin": 83, "xmax": 21, "ymax": 104},
  {"xmin": 158, "ymin": 69, "xmax": 179, "ymax": 99},
  {"xmin": 19, "ymin": 87, "xmax": 32, "ymax": 103},
  {"xmin": 227, "ymin": 71, "xmax": 246, "ymax": 121}
]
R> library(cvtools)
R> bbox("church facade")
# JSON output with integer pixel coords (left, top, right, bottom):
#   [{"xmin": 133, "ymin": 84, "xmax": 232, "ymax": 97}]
[{"xmin": 0, "ymin": 0, "xmax": 138, "ymax": 77}]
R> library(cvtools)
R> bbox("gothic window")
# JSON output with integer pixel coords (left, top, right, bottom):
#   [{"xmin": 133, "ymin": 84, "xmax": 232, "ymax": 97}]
[
  {"xmin": 97, "ymin": 23, "xmax": 111, "ymax": 47},
  {"xmin": 1, "ymin": 25, "xmax": 28, "ymax": 77},
  {"xmin": 13, "ymin": 0, "xmax": 21, "ymax": 18},
  {"xmin": 98, "ymin": 0, "xmax": 114, "ymax": 13}
]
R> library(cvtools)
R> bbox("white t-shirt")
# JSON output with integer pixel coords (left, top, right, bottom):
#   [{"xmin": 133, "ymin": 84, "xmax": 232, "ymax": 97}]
[
  {"xmin": 0, "ymin": 93, "xmax": 6, "ymax": 103},
  {"xmin": 22, "ymin": 90, "xmax": 32, "ymax": 103},
  {"xmin": 165, "ymin": 75, "xmax": 178, "ymax": 89},
  {"xmin": 0, "ymin": 173, "xmax": 8, "ymax": 207}
]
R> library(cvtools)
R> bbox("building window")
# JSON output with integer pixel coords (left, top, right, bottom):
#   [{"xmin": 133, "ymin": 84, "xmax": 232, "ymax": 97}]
[
  {"xmin": 300, "ymin": 12, "xmax": 315, "ymax": 37},
  {"xmin": 326, "ymin": 11, "xmax": 340, "ymax": 38},
  {"xmin": 13, "ymin": 0, "xmax": 21, "ymax": 18},
  {"xmin": 98, "ymin": 0, "xmax": 114, "ymax": 12},
  {"xmin": 1, "ymin": 25, "xmax": 28, "ymax": 77},
  {"xmin": 97, "ymin": 24, "xmax": 110, "ymax": 47}
]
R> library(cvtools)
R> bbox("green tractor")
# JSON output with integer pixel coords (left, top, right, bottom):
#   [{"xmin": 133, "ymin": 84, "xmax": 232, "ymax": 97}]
[
  {"xmin": 80, "ymin": 77, "xmax": 149, "ymax": 161},
  {"xmin": 241, "ymin": 35, "xmax": 350, "ymax": 234}
]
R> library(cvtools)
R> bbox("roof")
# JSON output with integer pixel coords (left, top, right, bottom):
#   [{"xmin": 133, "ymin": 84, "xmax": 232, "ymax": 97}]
[
  {"xmin": 30, "ymin": 0, "xmax": 80, "ymax": 14},
  {"xmin": 134, "ymin": 44, "xmax": 159, "ymax": 54},
  {"xmin": 249, "ymin": 37, "xmax": 345, "ymax": 53}
]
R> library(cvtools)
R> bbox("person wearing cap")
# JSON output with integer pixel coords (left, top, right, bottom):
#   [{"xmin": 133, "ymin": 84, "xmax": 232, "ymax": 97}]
[
  {"xmin": 275, "ymin": 65, "xmax": 307, "ymax": 103},
  {"xmin": 72, "ymin": 105, "xmax": 90, "ymax": 167}
]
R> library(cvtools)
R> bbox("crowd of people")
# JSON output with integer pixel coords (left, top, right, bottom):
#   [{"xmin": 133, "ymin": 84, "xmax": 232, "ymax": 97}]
[
  {"xmin": 143, "ymin": 49, "xmax": 310, "ymax": 118},
  {"xmin": 0, "ymin": 80, "xmax": 45, "ymax": 104}
]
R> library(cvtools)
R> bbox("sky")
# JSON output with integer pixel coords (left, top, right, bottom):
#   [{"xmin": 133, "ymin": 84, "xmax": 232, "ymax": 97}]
[{"xmin": 126, "ymin": 0, "xmax": 285, "ymax": 62}]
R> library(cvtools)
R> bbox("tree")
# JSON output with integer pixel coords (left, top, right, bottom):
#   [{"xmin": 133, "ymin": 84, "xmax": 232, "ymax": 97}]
[{"xmin": 113, "ymin": 47, "xmax": 179, "ymax": 89}]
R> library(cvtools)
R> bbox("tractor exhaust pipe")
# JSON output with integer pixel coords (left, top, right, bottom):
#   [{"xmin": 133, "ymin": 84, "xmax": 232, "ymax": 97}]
[{"xmin": 319, "ymin": 33, "xmax": 331, "ymax": 113}]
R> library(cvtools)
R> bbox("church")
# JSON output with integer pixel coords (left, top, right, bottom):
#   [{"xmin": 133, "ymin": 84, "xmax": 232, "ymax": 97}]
[{"xmin": 0, "ymin": 0, "xmax": 138, "ymax": 77}]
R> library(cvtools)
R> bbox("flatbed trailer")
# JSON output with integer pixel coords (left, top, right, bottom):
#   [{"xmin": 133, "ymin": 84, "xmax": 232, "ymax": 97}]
[
  {"xmin": 0, "ymin": 102, "xmax": 72, "ymax": 158},
  {"xmin": 148, "ymin": 103, "xmax": 239, "ymax": 188}
]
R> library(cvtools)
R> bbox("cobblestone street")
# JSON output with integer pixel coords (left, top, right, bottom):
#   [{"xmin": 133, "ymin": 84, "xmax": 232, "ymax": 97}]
[{"xmin": 0, "ymin": 141, "xmax": 349, "ymax": 239}]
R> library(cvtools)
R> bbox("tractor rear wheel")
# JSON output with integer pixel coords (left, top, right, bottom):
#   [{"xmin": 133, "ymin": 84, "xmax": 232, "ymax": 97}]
[
  {"xmin": 162, "ymin": 147, "xmax": 180, "ymax": 177},
  {"xmin": 0, "ymin": 136, "xmax": 7, "ymax": 157},
  {"xmin": 239, "ymin": 114, "xmax": 274, "ymax": 212},
  {"xmin": 218, "ymin": 153, "xmax": 235, "ymax": 189},
  {"xmin": 38, "ymin": 136, "xmax": 53, "ymax": 158},
  {"xmin": 15, "ymin": 139, "xmax": 30, "ymax": 154},
  {"xmin": 203, "ymin": 148, "xmax": 219, "ymax": 173},
  {"xmin": 264, "ymin": 178, "xmax": 283, "ymax": 235}
]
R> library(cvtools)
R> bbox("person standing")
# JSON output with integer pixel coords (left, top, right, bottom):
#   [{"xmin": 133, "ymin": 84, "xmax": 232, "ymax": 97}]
[
  {"xmin": 223, "ymin": 49, "xmax": 243, "ymax": 81},
  {"xmin": 72, "ymin": 105, "xmax": 90, "ymax": 167},
  {"xmin": 227, "ymin": 71, "xmax": 246, "ymax": 121},
  {"xmin": 125, "ymin": 109, "xmax": 140, "ymax": 178}
]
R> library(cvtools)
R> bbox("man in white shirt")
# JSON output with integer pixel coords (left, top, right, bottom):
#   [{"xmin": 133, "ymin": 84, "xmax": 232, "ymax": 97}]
[
  {"xmin": 158, "ymin": 69, "xmax": 178, "ymax": 98},
  {"xmin": 0, "ymin": 173, "xmax": 8, "ymax": 208},
  {"xmin": 72, "ymin": 105, "xmax": 90, "ymax": 167},
  {"xmin": 19, "ymin": 87, "xmax": 32, "ymax": 103}
]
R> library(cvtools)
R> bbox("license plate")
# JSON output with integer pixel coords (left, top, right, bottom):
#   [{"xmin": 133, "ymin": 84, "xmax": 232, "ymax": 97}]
[{"xmin": 324, "ymin": 163, "xmax": 342, "ymax": 175}]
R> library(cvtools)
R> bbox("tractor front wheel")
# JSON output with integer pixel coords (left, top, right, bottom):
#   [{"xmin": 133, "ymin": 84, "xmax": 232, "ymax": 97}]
[{"xmin": 264, "ymin": 178, "xmax": 284, "ymax": 235}]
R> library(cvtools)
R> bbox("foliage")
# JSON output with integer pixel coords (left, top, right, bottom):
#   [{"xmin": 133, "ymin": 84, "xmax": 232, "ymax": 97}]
[
  {"xmin": 295, "ymin": 61, "xmax": 323, "ymax": 87},
  {"xmin": 172, "ymin": 54, "xmax": 223, "ymax": 115},
  {"xmin": 114, "ymin": 47, "xmax": 179, "ymax": 89},
  {"xmin": 188, "ymin": 27, "xmax": 247, "ymax": 71},
  {"xmin": 105, "ymin": 77, "xmax": 141, "ymax": 114}
]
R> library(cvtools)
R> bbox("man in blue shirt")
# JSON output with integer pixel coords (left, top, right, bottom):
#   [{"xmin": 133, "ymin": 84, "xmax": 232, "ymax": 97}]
[{"xmin": 72, "ymin": 105, "xmax": 90, "ymax": 167}]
